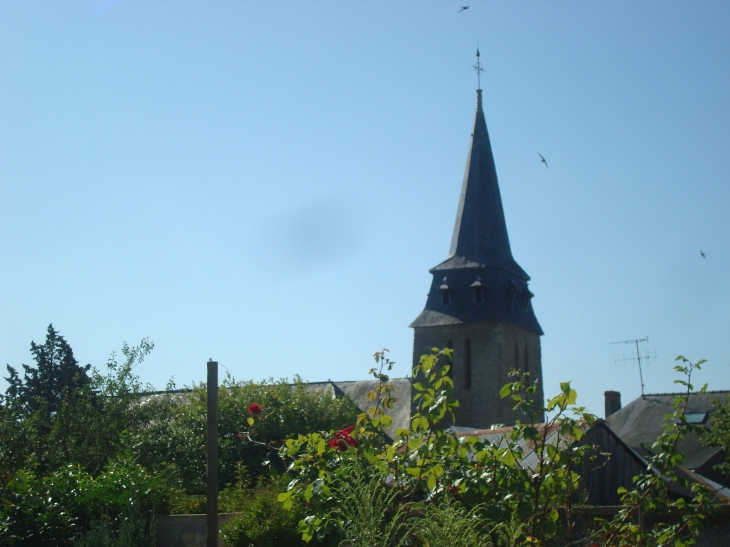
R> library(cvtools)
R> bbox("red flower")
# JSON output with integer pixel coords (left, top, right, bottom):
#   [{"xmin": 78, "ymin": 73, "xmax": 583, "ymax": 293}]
[
  {"xmin": 328, "ymin": 426, "xmax": 358, "ymax": 452},
  {"xmin": 248, "ymin": 403, "xmax": 263, "ymax": 415}
]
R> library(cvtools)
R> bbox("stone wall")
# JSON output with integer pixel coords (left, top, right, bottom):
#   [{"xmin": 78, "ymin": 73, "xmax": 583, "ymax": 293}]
[
  {"xmin": 413, "ymin": 321, "xmax": 542, "ymax": 428},
  {"xmin": 156, "ymin": 513, "xmax": 237, "ymax": 547}
]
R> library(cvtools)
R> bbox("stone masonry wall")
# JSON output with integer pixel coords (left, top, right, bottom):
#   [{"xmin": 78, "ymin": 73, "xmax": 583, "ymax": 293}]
[{"xmin": 413, "ymin": 321, "xmax": 543, "ymax": 429}]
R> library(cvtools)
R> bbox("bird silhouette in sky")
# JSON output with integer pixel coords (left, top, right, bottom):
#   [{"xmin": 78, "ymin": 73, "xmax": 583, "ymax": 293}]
[
  {"xmin": 701, "ymin": 250, "xmax": 706, "ymax": 259},
  {"xmin": 538, "ymin": 153, "xmax": 548, "ymax": 169},
  {"xmin": 458, "ymin": 6, "xmax": 469, "ymax": 12}
]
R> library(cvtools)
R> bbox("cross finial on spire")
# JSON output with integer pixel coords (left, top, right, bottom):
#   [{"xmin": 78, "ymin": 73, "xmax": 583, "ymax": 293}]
[{"xmin": 472, "ymin": 47, "xmax": 484, "ymax": 91}]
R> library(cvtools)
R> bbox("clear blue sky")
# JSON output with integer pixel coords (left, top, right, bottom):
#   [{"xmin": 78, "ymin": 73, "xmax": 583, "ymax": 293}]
[{"xmin": 2, "ymin": 1, "xmax": 729, "ymax": 418}]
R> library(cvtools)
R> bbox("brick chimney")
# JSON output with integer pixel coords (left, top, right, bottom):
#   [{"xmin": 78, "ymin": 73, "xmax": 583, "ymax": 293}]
[{"xmin": 604, "ymin": 391, "xmax": 621, "ymax": 418}]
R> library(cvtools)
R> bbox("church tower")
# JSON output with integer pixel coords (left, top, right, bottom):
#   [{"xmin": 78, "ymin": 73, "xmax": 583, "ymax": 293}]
[{"xmin": 410, "ymin": 59, "xmax": 543, "ymax": 428}]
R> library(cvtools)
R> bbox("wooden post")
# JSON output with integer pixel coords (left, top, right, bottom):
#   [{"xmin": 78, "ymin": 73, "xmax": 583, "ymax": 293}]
[{"xmin": 207, "ymin": 360, "xmax": 218, "ymax": 547}]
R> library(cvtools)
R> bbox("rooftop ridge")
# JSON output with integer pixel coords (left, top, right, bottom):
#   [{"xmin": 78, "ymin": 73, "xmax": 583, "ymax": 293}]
[{"xmin": 640, "ymin": 390, "xmax": 730, "ymax": 397}]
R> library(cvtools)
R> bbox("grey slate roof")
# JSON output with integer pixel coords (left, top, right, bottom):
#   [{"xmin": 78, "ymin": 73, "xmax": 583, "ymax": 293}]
[
  {"xmin": 605, "ymin": 391, "xmax": 730, "ymax": 484},
  {"xmin": 411, "ymin": 90, "xmax": 541, "ymax": 334},
  {"xmin": 240, "ymin": 378, "xmax": 413, "ymax": 442},
  {"xmin": 330, "ymin": 378, "xmax": 412, "ymax": 441}
]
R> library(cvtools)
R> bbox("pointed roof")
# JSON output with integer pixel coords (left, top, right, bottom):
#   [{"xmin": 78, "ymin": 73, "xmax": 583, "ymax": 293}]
[
  {"xmin": 434, "ymin": 89, "xmax": 527, "ymax": 279},
  {"xmin": 410, "ymin": 86, "xmax": 541, "ymax": 334}
]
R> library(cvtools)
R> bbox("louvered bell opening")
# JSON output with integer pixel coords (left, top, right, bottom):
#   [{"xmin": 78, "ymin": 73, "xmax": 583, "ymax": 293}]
[
  {"xmin": 439, "ymin": 278, "xmax": 451, "ymax": 306},
  {"xmin": 470, "ymin": 279, "xmax": 484, "ymax": 304}
]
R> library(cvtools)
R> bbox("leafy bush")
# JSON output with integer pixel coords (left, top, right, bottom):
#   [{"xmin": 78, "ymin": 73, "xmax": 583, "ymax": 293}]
[
  {"xmin": 328, "ymin": 464, "xmax": 409, "ymax": 547},
  {"xmin": 221, "ymin": 483, "xmax": 311, "ymax": 547},
  {"xmin": 272, "ymin": 349, "xmax": 714, "ymax": 547},
  {"xmin": 277, "ymin": 349, "xmax": 596, "ymax": 544},
  {"xmin": 73, "ymin": 505, "xmax": 156, "ymax": 547},
  {"xmin": 0, "ymin": 467, "xmax": 77, "ymax": 546},
  {"xmin": 169, "ymin": 464, "xmax": 255, "ymax": 515},
  {"xmin": 0, "ymin": 326, "xmax": 359, "ymax": 543},
  {"xmin": 0, "ymin": 456, "xmax": 168, "ymax": 547},
  {"xmin": 411, "ymin": 498, "xmax": 489, "ymax": 547},
  {"xmin": 142, "ymin": 375, "xmax": 360, "ymax": 495}
]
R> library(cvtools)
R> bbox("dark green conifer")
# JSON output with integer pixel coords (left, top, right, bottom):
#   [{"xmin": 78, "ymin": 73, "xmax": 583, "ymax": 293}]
[{"xmin": 4, "ymin": 324, "xmax": 91, "ymax": 418}]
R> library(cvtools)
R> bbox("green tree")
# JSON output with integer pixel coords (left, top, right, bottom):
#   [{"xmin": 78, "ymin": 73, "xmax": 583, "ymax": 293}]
[
  {"xmin": 48, "ymin": 338, "xmax": 175, "ymax": 475},
  {"xmin": 0, "ymin": 333, "xmax": 169, "ymax": 476},
  {"xmin": 0, "ymin": 333, "xmax": 174, "ymax": 546},
  {"xmin": 4, "ymin": 324, "xmax": 90, "ymax": 419},
  {"xmin": 2, "ymin": 325, "xmax": 92, "ymax": 473}
]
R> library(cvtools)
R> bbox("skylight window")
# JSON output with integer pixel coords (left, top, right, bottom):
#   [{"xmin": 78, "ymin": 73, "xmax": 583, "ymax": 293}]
[{"xmin": 684, "ymin": 412, "xmax": 709, "ymax": 425}]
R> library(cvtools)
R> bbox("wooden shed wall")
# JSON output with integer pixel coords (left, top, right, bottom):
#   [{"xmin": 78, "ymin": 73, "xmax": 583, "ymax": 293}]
[{"xmin": 581, "ymin": 423, "xmax": 647, "ymax": 506}]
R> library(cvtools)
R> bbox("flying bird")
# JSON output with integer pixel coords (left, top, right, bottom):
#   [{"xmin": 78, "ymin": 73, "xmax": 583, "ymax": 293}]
[
  {"xmin": 538, "ymin": 153, "xmax": 548, "ymax": 169},
  {"xmin": 458, "ymin": 6, "xmax": 469, "ymax": 12},
  {"xmin": 700, "ymin": 250, "xmax": 706, "ymax": 259}
]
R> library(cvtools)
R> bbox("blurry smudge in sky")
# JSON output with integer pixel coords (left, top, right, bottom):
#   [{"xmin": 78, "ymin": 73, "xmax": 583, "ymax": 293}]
[
  {"xmin": 91, "ymin": 0, "xmax": 120, "ymax": 13},
  {"xmin": 259, "ymin": 198, "xmax": 362, "ymax": 274}
]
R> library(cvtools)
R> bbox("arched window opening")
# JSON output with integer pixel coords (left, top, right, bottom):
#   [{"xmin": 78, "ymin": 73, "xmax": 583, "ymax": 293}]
[
  {"xmin": 471, "ymin": 278, "xmax": 484, "ymax": 304},
  {"xmin": 439, "ymin": 277, "xmax": 451, "ymax": 306}
]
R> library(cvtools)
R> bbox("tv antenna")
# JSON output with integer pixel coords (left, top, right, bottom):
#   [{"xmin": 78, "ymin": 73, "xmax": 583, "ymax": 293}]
[{"xmin": 610, "ymin": 336, "xmax": 656, "ymax": 399}]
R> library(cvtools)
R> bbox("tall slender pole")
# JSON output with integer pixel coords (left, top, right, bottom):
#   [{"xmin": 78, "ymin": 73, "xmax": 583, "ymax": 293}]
[
  {"xmin": 634, "ymin": 339, "xmax": 646, "ymax": 399},
  {"xmin": 207, "ymin": 360, "xmax": 219, "ymax": 547}
]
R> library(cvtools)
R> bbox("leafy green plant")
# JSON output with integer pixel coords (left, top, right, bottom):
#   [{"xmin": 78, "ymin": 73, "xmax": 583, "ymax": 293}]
[
  {"xmin": 73, "ymin": 505, "xmax": 156, "ymax": 547},
  {"xmin": 498, "ymin": 369, "xmax": 598, "ymax": 542},
  {"xmin": 221, "ymin": 482, "xmax": 312, "ymax": 547},
  {"xmin": 1, "ymin": 333, "xmax": 169, "ymax": 478},
  {"xmin": 147, "ymin": 374, "xmax": 360, "ymax": 495},
  {"xmin": 328, "ymin": 464, "xmax": 410, "ymax": 547},
  {"xmin": 276, "ymin": 348, "xmax": 600, "ymax": 546},
  {"xmin": 410, "ymin": 497, "xmax": 490, "ymax": 547},
  {"xmin": 0, "ymin": 456, "xmax": 167, "ymax": 547},
  {"xmin": 0, "ymin": 467, "xmax": 78, "ymax": 546}
]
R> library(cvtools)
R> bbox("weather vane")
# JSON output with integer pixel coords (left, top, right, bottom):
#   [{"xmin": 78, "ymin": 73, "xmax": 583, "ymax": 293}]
[{"xmin": 472, "ymin": 47, "xmax": 484, "ymax": 90}]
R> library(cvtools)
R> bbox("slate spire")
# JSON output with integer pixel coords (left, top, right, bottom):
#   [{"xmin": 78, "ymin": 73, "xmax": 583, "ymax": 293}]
[
  {"xmin": 445, "ymin": 88, "xmax": 526, "ymax": 278},
  {"xmin": 410, "ymin": 81, "xmax": 541, "ymax": 334}
]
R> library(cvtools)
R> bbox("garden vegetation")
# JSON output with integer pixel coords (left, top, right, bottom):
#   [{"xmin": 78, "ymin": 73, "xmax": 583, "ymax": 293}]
[{"xmin": 1, "ymin": 325, "xmax": 727, "ymax": 546}]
